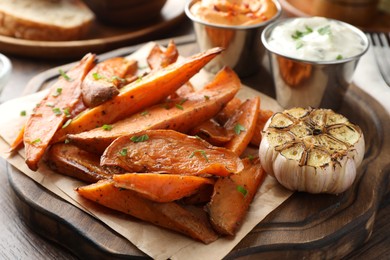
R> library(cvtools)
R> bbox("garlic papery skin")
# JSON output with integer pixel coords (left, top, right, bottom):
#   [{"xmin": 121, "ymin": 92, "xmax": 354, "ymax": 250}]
[{"xmin": 259, "ymin": 107, "xmax": 365, "ymax": 194}]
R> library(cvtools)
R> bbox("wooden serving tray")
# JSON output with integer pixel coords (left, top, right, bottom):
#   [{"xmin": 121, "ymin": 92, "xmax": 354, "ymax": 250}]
[{"xmin": 7, "ymin": 38, "xmax": 390, "ymax": 259}]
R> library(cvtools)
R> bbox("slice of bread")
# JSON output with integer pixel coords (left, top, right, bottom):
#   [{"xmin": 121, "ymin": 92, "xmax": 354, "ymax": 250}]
[{"xmin": 0, "ymin": 0, "xmax": 95, "ymax": 41}]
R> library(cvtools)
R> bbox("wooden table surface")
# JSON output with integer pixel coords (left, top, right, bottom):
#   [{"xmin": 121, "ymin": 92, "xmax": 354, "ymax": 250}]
[{"xmin": 0, "ymin": 17, "xmax": 389, "ymax": 260}]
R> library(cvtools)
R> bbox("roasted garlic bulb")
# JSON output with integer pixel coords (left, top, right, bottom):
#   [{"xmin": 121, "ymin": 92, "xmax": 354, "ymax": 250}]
[{"xmin": 259, "ymin": 107, "xmax": 365, "ymax": 194}]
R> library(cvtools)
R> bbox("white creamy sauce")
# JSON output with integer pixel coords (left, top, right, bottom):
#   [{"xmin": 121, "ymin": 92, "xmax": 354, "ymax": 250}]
[{"xmin": 267, "ymin": 17, "xmax": 366, "ymax": 61}]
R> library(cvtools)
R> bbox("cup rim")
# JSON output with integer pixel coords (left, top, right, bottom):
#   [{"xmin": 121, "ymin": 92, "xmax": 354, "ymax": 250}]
[
  {"xmin": 185, "ymin": 0, "xmax": 282, "ymax": 30},
  {"xmin": 261, "ymin": 16, "xmax": 370, "ymax": 65},
  {"xmin": 0, "ymin": 53, "xmax": 11, "ymax": 81}
]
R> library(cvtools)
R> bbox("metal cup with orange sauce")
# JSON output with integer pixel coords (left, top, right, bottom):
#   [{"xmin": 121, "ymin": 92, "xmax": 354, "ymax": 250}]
[{"xmin": 185, "ymin": 0, "xmax": 282, "ymax": 77}]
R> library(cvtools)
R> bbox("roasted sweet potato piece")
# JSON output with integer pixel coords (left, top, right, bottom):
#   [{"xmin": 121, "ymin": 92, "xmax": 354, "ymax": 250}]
[
  {"xmin": 250, "ymin": 109, "xmax": 274, "ymax": 146},
  {"xmin": 101, "ymin": 129, "xmax": 244, "ymax": 177},
  {"xmin": 76, "ymin": 179, "xmax": 218, "ymax": 244},
  {"xmin": 181, "ymin": 184, "xmax": 214, "ymax": 205},
  {"xmin": 113, "ymin": 173, "xmax": 215, "ymax": 203},
  {"xmin": 82, "ymin": 57, "xmax": 138, "ymax": 107},
  {"xmin": 224, "ymin": 97, "xmax": 260, "ymax": 156},
  {"xmin": 147, "ymin": 40, "xmax": 179, "ymax": 70},
  {"xmin": 206, "ymin": 157, "xmax": 265, "ymax": 236},
  {"xmin": 189, "ymin": 119, "xmax": 233, "ymax": 146},
  {"xmin": 24, "ymin": 53, "xmax": 96, "ymax": 171},
  {"xmin": 214, "ymin": 97, "xmax": 242, "ymax": 125},
  {"xmin": 46, "ymin": 143, "xmax": 123, "ymax": 183},
  {"xmin": 52, "ymin": 47, "xmax": 223, "ymax": 143},
  {"xmin": 67, "ymin": 67, "xmax": 240, "ymax": 154},
  {"xmin": 9, "ymin": 125, "xmax": 25, "ymax": 153}
]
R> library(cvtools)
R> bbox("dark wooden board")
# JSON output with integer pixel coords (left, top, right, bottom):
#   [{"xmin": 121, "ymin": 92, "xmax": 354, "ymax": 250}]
[{"xmin": 7, "ymin": 39, "xmax": 390, "ymax": 259}]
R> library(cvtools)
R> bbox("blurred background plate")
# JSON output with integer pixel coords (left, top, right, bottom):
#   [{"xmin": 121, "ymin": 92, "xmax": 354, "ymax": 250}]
[
  {"xmin": 280, "ymin": 0, "xmax": 390, "ymax": 31},
  {"xmin": 0, "ymin": 0, "xmax": 185, "ymax": 60}
]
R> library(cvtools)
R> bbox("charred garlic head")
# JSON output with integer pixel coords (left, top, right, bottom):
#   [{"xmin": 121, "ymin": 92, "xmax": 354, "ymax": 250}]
[{"xmin": 259, "ymin": 107, "xmax": 365, "ymax": 194}]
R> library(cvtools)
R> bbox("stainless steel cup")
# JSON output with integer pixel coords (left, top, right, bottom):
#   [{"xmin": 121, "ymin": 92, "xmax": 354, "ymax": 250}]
[
  {"xmin": 261, "ymin": 18, "xmax": 369, "ymax": 110},
  {"xmin": 185, "ymin": 0, "xmax": 282, "ymax": 78}
]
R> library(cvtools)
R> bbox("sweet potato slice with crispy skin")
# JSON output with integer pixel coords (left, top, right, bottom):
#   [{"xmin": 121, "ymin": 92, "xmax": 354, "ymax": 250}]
[
  {"xmin": 214, "ymin": 97, "xmax": 242, "ymax": 125},
  {"xmin": 82, "ymin": 57, "xmax": 138, "ymax": 107},
  {"xmin": 189, "ymin": 119, "xmax": 233, "ymax": 146},
  {"xmin": 52, "ymin": 47, "xmax": 223, "ymax": 143},
  {"xmin": 23, "ymin": 53, "xmax": 96, "ymax": 171},
  {"xmin": 67, "ymin": 67, "xmax": 240, "ymax": 154},
  {"xmin": 113, "ymin": 173, "xmax": 215, "ymax": 203},
  {"xmin": 101, "ymin": 129, "xmax": 244, "ymax": 177},
  {"xmin": 224, "ymin": 97, "xmax": 260, "ymax": 156},
  {"xmin": 250, "ymin": 109, "xmax": 274, "ymax": 147},
  {"xmin": 206, "ymin": 157, "xmax": 265, "ymax": 236},
  {"xmin": 76, "ymin": 179, "xmax": 218, "ymax": 244},
  {"xmin": 147, "ymin": 40, "xmax": 179, "ymax": 70},
  {"xmin": 46, "ymin": 143, "xmax": 123, "ymax": 183}
]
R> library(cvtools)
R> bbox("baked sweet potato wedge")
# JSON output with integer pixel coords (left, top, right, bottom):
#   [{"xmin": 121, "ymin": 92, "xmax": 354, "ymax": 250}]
[
  {"xmin": 189, "ymin": 119, "xmax": 233, "ymax": 146},
  {"xmin": 250, "ymin": 109, "xmax": 274, "ymax": 146},
  {"xmin": 147, "ymin": 40, "xmax": 178, "ymax": 70},
  {"xmin": 76, "ymin": 179, "xmax": 218, "ymax": 244},
  {"xmin": 206, "ymin": 157, "xmax": 265, "ymax": 236},
  {"xmin": 52, "ymin": 47, "xmax": 223, "ymax": 143},
  {"xmin": 101, "ymin": 129, "xmax": 244, "ymax": 177},
  {"xmin": 24, "ymin": 53, "xmax": 96, "ymax": 171},
  {"xmin": 67, "ymin": 67, "xmax": 240, "ymax": 154},
  {"xmin": 46, "ymin": 143, "xmax": 123, "ymax": 183},
  {"xmin": 113, "ymin": 173, "xmax": 215, "ymax": 203},
  {"xmin": 82, "ymin": 57, "xmax": 138, "ymax": 107},
  {"xmin": 224, "ymin": 97, "xmax": 260, "ymax": 156}
]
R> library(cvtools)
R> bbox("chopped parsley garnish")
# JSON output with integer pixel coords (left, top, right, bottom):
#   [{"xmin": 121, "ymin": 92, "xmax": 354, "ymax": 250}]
[
  {"xmin": 102, "ymin": 124, "xmax": 113, "ymax": 131},
  {"xmin": 234, "ymin": 123, "xmax": 246, "ymax": 135},
  {"xmin": 52, "ymin": 88, "xmax": 63, "ymax": 97},
  {"xmin": 318, "ymin": 25, "xmax": 331, "ymax": 35},
  {"xmin": 63, "ymin": 108, "xmax": 70, "ymax": 117},
  {"xmin": 92, "ymin": 72, "xmax": 105, "ymax": 80},
  {"xmin": 62, "ymin": 119, "xmax": 72, "ymax": 128},
  {"xmin": 204, "ymin": 95, "xmax": 210, "ymax": 100},
  {"xmin": 189, "ymin": 150, "xmax": 209, "ymax": 162},
  {"xmin": 237, "ymin": 185, "xmax": 248, "ymax": 197},
  {"xmin": 46, "ymin": 102, "xmax": 55, "ymax": 107},
  {"xmin": 20, "ymin": 110, "xmax": 26, "ymax": 116},
  {"xmin": 296, "ymin": 41, "xmax": 304, "ymax": 49},
  {"xmin": 140, "ymin": 110, "xmax": 149, "ymax": 116},
  {"xmin": 119, "ymin": 148, "xmax": 128, "ymax": 156},
  {"xmin": 59, "ymin": 69, "xmax": 71, "ymax": 81},
  {"xmin": 111, "ymin": 75, "xmax": 126, "ymax": 83},
  {"xmin": 175, "ymin": 104, "xmax": 184, "ymax": 110},
  {"xmin": 336, "ymin": 54, "xmax": 343, "ymax": 60},
  {"xmin": 135, "ymin": 76, "xmax": 143, "ymax": 83},
  {"xmin": 32, "ymin": 138, "xmax": 41, "ymax": 144},
  {"xmin": 291, "ymin": 25, "xmax": 313, "ymax": 40},
  {"xmin": 130, "ymin": 134, "xmax": 149, "ymax": 143},
  {"xmin": 52, "ymin": 107, "xmax": 62, "ymax": 115}
]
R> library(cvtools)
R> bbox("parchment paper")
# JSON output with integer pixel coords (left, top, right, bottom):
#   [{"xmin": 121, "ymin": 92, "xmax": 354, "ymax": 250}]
[{"xmin": 0, "ymin": 42, "xmax": 292, "ymax": 260}]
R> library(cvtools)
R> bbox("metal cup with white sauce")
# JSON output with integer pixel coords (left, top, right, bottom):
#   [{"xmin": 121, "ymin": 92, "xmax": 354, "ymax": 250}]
[
  {"xmin": 185, "ymin": 0, "xmax": 282, "ymax": 78},
  {"xmin": 261, "ymin": 17, "xmax": 369, "ymax": 110}
]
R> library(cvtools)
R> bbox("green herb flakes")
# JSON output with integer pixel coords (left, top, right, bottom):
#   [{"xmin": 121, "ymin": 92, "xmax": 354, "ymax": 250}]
[
  {"xmin": 52, "ymin": 88, "xmax": 63, "ymax": 97},
  {"xmin": 102, "ymin": 124, "xmax": 113, "ymax": 131},
  {"xmin": 130, "ymin": 134, "xmax": 149, "ymax": 143},
  {"xmin": 234, "ymin": 124, "xmax": 246, "ymax": 135},
  {"xmin": 237, "ymin": 185, "xmax": 248, "ymax": 197},
  {"xmin": 20, "ymin": 110, "xmax": 26, "ymax": 116},
  {"xmin": 175, "ymin": 104, "xmax": 184, "ymax": 110},
  {"xmin": 59, "ymin": 69, "xmax": 71, "ymax": 81},
  {"xmin": 318, "ymin": 25, "xmax": 331, "ymax": 35},
  {"xmin": 336, "ymin": 54, "xmax": 343, "ymax": 60},
  {"xmin": 140, "ymin": 110, "xmax": 149, "ymax": 116},
  {"xmin": 92, "ymin": 72, "xmax": 104, "ymax": 80},
  {"xmin": 119, "ymin": 148, "xmax": 128, "ymax": 156},
  {"xmin": 62, "ymin": 119, "xmax": 72, "ymax": 128},
  {"xmin": 32, "ymin": 138, "xmax": 41, "ymax": 144},
  {"xmin": 52, "ymin": 107, "xmax": 62, "ymax": 116},
  {"xmin": 189, "ymin": 150, "xmax": 209, "ymax": 162}
]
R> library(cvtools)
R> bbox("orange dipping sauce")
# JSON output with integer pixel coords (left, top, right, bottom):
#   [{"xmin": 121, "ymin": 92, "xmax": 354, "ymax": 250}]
[{"xmin": 190, "ymin": 0, "xmax": 278, "ymax": 26}]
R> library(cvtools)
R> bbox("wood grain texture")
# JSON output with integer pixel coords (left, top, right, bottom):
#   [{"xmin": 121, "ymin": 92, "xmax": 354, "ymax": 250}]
[
  {"xmin": 0, "ymin": 0, "xmax": 186, "ymax": 60},
  {"xmin": 4, "ymin": 40, "xmax": 390, "ymax": 259}
]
